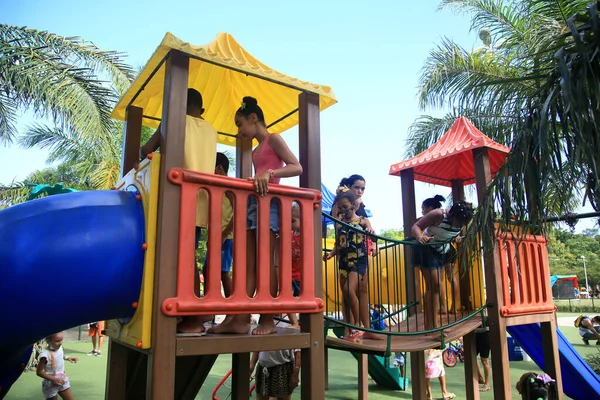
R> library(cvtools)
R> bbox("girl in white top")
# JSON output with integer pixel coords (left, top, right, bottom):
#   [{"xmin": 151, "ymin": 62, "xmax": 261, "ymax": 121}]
[
  {"xmin": 412, "ymin": 201, "xmax": 473, "ymax": 331},
  {"xmin": 36, "ymin": 332, "xmax": 78, "ymax": 400}
]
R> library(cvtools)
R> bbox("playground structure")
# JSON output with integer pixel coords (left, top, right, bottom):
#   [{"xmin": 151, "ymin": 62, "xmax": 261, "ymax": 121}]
[
  {"xmin": 551, "ymin": 275, "xmax": 579, "ymax": 299},
  {"xmin": 1, "ymin": 31, "xmax": 600, "ymax": 400},
  {"xmin": 0, "ymin": 32, "xmax": 334, "ymax": 399}
]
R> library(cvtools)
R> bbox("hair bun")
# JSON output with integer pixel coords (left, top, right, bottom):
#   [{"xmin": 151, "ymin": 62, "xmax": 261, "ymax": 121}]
[
  {"xmin": 242, "ymin": 96, "xmax": 258, "ymax": 107},
  {"xmin": 434, "ymin": 195, "xmax": 446, "ymax": 202}
]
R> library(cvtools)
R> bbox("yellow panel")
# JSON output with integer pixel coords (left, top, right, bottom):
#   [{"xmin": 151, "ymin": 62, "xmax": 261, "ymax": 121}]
[
  {"xmin": 105, "ymin": 154, "xmax": 160, "ymax": 349},
  {"xmin": 322, "ymin": 238, "xmax": 408, "ymax": 312}
]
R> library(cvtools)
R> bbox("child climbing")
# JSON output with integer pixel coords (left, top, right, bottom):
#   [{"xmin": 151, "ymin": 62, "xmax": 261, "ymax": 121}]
[
  {"xmin": 324, "ymin": 189, "xmax": 375, "ymax": 341},
  {"xmin": 425, "ymin": 348, "xmax": 455, "ymax": 400},
  {"xmin": 36, "ymin": 332, "xmax": 79, "ymax": 400},
  {"xmin": 209, "ymin": 96, "xmax": 302, "ymax": 335},
  {"xmin": 250, "ymin": 349, "xmax": 301, "ymax": 400},
  {"xmin": 515, "ymin": 372, "xmax": 558, "ymax": 400},
  {"xmin": 411, "ymin": 201, "xmax": 474, "ymax": 331}
]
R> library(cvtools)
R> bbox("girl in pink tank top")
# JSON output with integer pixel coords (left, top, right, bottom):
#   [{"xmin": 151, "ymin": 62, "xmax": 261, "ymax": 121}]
[{"xmin": 208, "ymin": 96, "xmax": 303, "ymax": 337}]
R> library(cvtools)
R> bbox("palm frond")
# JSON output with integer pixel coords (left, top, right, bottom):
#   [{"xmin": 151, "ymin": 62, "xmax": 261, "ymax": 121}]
[
  {"xmin": 0, "ymin": 180, "xmax": 30, "ymax": 206},
  {"xmin": 527, "ymin": 0, "xmax": 590, "ymax": 24},
  {"xmin": 18, "ymin": 124, "xmax": 100, "ymax": 166},
  {"xmin": 0, "ymin": 25, "xmax": 134, "ymax": 92},
  {"xmin": 440, "ymin": 0, "xmax": 531, "ymax": 47},
  {"xmin": 0, "ymin": 25, "xmax": 132, "ymax": 144},
  {"xmin": 418, "ymin": 38, "xmax": 534, "ymax": 112},
  {"xmin": 0, "ymin": 92, "xmax": 17, "ymax": 143}
]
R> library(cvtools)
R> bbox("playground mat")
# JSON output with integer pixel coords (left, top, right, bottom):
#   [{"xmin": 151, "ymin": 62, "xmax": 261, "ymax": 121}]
[{"xmin": 6, "ymin": 322, "xmax": 596, "ymax": 399}]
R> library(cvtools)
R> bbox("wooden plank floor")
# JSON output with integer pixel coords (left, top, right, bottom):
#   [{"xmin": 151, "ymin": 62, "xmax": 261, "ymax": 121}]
[
  {"xmin": 326, "ymin": 313, "xmax": 482, "ymax": 354},
  {"xmin": 176, "ymin": 326, "xmax": 311, "ymax": 356}
]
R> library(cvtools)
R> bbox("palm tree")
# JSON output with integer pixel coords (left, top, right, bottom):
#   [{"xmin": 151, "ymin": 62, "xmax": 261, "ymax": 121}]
[
  {"xmin": 0, "ymin": 24, "xmax": 134, "ymax": 144},
  {"xmin": 408, "ymin": 0, "xmax": 591, "ymax": 217},
  {"xmin": 446, "ymin": 1, "xmax": 600, "ymax": 253}
]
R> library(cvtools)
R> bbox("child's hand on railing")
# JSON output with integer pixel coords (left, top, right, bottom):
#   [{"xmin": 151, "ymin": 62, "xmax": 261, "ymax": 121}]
[
  {"xmin": 323, "ymin": 252, "xmax": 334, "ymax": 261},
  {"xmin": 370, "ymin": 244, "xmax": 379, "ymax": 257},
  {"xmin": 418, "ymin": 235, "xmax": 432, "ymax": 244}
]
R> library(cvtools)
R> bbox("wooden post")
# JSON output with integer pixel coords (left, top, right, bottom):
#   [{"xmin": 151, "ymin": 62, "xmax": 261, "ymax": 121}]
[
  {"xmin": 473, "ymin": 148, "xmax": 511, "ymax": 399},
  {"xmin": 400, "ymin": 169, "xmax": 426, "ymax": 400},
  {"xmin": 121, "ymin": 106, "xmax": 143, "ymax": 177},
  {"xmin": 231, "ymin": 353, "xmax": 250, "ymax": 400},
  {"xmin": 236, "ymin": 136, "xmax": 253, "ymax": 179},
  {"xmin": 462, "ymin": 331, "xmax": 480, "ymax": 400},
  {"xmin": 358, "ymin": 353, "xmax": 369, "ymax": 400},
  {"xmin": 298, "ymin": 91, "xmax": 325, "ymax": 399},
  {"xmin": 452, "ymin": 179, "xmax": 472, "ymax": 311},
  {"xmin": 401, "ymin": 169, "xmax": 420, "ymax": 317},
  {"xmin": 147, "ymin": 50, "xmax": 190, "ymax": 399},
  {"xmin": 452, "ymin": 179, "xmax": 478, "ymax": 399},
  {"xmin": 541, "ymin": 316, "xmax": 564, "ymax": 398},
  {"xmin": 451, "ymin": 179, "xmax": 465, "ymax": 203},
  {"xmin": 104, "ymin": 340, "xmax": 130, "ymax": 400}
]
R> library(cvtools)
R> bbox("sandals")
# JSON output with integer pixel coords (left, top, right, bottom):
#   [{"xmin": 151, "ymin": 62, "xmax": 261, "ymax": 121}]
[
  {"xmin": 342, "ymin": 330, "xmax": 364, "ymax": 342},
  {"xmin": 443, "ymin": 393, "xmax": 456, "ymax": 399},
  {"xmin": 479, "ymin": 385, "xmax": 491, "ymax": 392}
]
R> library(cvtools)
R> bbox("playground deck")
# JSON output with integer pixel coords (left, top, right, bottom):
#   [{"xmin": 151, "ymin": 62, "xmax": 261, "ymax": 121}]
[
  {"xmin": 326, "ymin": 313, "xmax": 481, "ymax": 354},
  {"xmin": 176, "ymin": 326, "xmax": 310, "ymax": 356}
]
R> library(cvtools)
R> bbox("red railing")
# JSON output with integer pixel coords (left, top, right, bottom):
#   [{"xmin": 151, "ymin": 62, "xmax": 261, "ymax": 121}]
[
  {"xmin": 162, "ymin": 169, "xmax": 324, "ymax": 316},
  {"xmin": 496, "ymin": 231, "xmax": 555, "ymax": 317}
]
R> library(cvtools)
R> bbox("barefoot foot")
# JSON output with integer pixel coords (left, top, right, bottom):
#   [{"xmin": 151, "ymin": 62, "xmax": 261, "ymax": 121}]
[
  {"xmin": 207, "ymin": 316, "xmax": 250, "ymax": 334},
  {"xmin": 252, "ymin": 321, "xmax": 278, "ymax": 335},
  {"xmin": 177, "ymin": 317, "xmax": 206, "ymax": 334}
]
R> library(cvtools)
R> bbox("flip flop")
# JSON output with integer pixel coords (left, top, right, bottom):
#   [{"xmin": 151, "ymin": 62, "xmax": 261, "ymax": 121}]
[
  {"xmin": 479, "ymin": 385, "xmax": 491, "ymax": 392},
  {"xmin": 443, "ymin": 393, "xmax": 456, "ymax": 399}
]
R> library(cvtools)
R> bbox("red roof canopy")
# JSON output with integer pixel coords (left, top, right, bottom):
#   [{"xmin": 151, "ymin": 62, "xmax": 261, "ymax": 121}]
[{"xmin": 389, "ymin": 117, "xmax": 510, "ymax": 186}]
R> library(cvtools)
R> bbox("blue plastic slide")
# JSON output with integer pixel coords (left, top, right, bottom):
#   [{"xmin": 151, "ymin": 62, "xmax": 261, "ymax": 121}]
[
  {"xmin": 0, "ymin": 191, "xmax": 145, "ymax": 398},
  {"xmin": 507, "ymin": 324, "xmax": 600, "ymax": 400}
]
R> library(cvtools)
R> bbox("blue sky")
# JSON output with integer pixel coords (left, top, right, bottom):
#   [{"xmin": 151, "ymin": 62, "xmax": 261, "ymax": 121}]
[{"xmin": 1, "ymin": 0, "xmax": 595, "ymax": 232}]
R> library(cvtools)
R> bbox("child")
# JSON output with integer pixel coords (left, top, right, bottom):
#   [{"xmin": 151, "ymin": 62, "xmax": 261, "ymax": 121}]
[
  {"xmin": 286, "ymin": 202, "xmax": 302, "ymax": 329},
  {"xmin": 393, "ymin": 352, "xmax": 405, "ymax": 377},
  {"xmin": 209, "ymin": 96, "xmax": 303, "ymax": 335},
  {"xmin": 36, "ymin": 332, "xmax": 79, "ymax": 400},
  {"xmin": 411, "ymin": 201, "xmax": 474, "ymax": 330},
  {"xmin": 250, "ymin": 349, "xmax": 301, "ymax": 400},
  {"xmin": 324, "ymin": 189, "xmax": 374, "ymax": 341},
  {"xmin": 139, "ymin": 88, "xmax": 218, "ymax": 334},
  {"xmin": 370, "ymin": 304, "xmax": 387, "ymax": 331},
  {"xmin": 516, "ymin": 372, "xmax": 558, "ymax": 400},
  {"xmin": 425, "ymin": 348, "xmax": 455, "ymax": 400},
  {"xmin": 86, "ymin": 321, "xmax": 104, "ymax": 356},
  {"xmin": 203, "ymin": 152, "xmax": 234, "ymax": 298}
]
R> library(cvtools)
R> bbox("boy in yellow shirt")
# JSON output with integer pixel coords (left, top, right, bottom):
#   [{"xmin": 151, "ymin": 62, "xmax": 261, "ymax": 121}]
[{"xmin": 139, "ymin": 88, "xmax": 218, "ymax": 334}]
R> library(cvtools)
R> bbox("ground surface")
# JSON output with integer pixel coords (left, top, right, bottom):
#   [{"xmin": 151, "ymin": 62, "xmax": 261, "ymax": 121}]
[{"xmin": 6, "ymin": 314, "xmax": 599, "ymax": 399}]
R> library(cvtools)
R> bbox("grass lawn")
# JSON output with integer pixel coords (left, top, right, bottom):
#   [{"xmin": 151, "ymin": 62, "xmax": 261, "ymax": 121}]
[{"xmin": 6, "ymin": 314, "xmax": 600, "ymax": 400}]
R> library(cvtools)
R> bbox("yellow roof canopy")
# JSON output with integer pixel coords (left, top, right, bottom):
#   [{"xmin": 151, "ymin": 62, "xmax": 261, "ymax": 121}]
[{"xmin": 111, "ymin": 32, "xmax": 337, "ymax": 146}]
